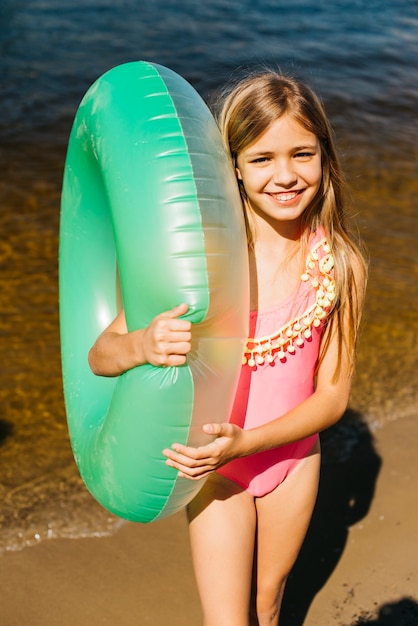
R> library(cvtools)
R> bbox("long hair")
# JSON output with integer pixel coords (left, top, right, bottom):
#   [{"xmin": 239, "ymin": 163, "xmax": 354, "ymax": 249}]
[{"xmin": 214, "ymin": 69, "xmax": 368, "ymax": 378}]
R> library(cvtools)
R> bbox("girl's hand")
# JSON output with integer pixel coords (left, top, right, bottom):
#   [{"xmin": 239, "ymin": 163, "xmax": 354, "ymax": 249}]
[
  {"xmin": 140, "ymin": 303, "xmax": 192, "ymax": 367},
  {"xmin": 163, "ymin": 422, "xmax": 247, "ymax": 480},
  {"xmin": 88, "ymin": 303, "xmax": 192, "ymax": 376}
]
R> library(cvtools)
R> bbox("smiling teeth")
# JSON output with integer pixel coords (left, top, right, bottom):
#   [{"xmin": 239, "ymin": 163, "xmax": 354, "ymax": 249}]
[{"xmin": 273, "ymin": 192, "xmax": 298, "ymax": 201}]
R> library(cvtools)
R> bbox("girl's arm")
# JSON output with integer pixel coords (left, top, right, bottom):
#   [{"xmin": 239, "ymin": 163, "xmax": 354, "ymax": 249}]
[
  {"xmin": 88, "ymin": 303, "xmax": 192, "ymax": 377},
  {"xmin": 163, "ymin": 324, "xmax": 351, "ymax": 479}
]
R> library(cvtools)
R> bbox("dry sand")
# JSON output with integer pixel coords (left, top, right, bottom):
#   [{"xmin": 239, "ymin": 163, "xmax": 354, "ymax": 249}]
[{"xmin": 1, "ymin": 413, "xmax": 417, "ymax": 626}]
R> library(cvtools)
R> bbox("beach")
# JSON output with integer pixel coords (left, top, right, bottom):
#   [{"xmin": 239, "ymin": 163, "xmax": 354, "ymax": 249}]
[{"xmin": 2, "ymin": 411, "xmax": 417, "ymax": 626}]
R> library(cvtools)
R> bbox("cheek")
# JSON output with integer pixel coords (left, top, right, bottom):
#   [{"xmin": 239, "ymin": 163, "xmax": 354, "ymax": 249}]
[
  {"xmin": 240, "ymin": 169, "xmax": 266, "ymax": 193},
  {"xmin": 309, "ymin": 162, "xmax": 323, "ymax": 190}
]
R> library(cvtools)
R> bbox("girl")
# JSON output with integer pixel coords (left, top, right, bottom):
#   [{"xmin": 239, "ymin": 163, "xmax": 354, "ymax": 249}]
[{"xmin": 89, "ymin": 69, "xmax": 367, "ymax": 625}]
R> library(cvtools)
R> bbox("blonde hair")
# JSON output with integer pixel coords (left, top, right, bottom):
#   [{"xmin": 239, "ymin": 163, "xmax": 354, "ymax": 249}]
[{"xmin": 215, "ymin": 69, "xmax": 368, "ymax": 378}]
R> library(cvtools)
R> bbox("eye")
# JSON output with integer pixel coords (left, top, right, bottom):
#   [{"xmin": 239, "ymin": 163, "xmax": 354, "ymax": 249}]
[
  {"xmin": 294, "ymin": 151, "xmax": 316, "ymax": 159},
  {"xmin": 250, "ymin": 156, "xmax": 270, "ymax": 164}
]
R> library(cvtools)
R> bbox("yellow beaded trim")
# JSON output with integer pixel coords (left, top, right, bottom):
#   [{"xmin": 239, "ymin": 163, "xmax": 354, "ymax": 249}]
[{"xmin": 243, "ymin": 238, "xmax": 335, "ymax": 367}]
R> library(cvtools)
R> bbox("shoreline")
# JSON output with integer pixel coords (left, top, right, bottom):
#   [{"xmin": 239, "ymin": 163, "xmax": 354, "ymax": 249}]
[{"xmin": 2, "ymin": 413, "xmax": 418, "ymax": 626}]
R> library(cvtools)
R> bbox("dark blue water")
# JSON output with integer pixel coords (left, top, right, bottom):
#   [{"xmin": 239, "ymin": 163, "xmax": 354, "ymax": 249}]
[
  {"xmin": 0, "ymin": 0, "xmax": 417, "ymax": 552},
  {"xmin": 1, "ymin": 0, "xmax": 416, "ymax": 143}
]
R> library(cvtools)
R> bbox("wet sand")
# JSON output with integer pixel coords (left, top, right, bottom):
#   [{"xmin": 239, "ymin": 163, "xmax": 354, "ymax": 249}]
[{"xmin": 1, "ymin": 412, "xmax": 417, "ymax": 626}]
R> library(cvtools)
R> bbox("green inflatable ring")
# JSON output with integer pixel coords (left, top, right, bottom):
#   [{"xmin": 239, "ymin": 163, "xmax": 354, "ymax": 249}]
[{"xmin": 59, "ymin": 61, "xmax": 249, "ymax": 523}]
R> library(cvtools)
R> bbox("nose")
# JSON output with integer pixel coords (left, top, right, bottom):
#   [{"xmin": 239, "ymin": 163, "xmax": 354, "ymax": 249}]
[{"xmin": 272, "ymin": 159, "xmax": 297, "ymax": 188}]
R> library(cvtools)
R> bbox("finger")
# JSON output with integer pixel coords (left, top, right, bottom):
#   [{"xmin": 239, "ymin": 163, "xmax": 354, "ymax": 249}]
[
  {"xmin": 166, "ymin": 330, "xmax": 192, "ymax": 343},
  {"xmin": 167, "ymin": 320, "xmax": 192, "ymax": 336},
  {"xmin": 202, "ymin": 422, "xmax": 234, "ymax": 437},
  {"xmin": 161, "ymin": 342, "xmax": 192, "ymax": 364},
  {"xmin": 164, "ymin": 303, "xmax": 189, "ymax": 319},
  {"xmin": 163, "ymin": 446, "xmax": 221, "ymax": 474},
  {"xmin": 165, "ymin": 458, "xmax": 215, "ymax": 480},
  {"xmin": 167, "ymin": 440, "xmax": 221, "ymax": 460},
  {"xmin": 153, "ymin": 319, "xmax": 191, "ymax": 339},
  {"xmin": 202, "ymin": 422, "xmax": 222, "ymax": 436},
  {"xmin": 164, "ymin": 353, "xmax": 188, "ymax": 367},
  {"xmin": 164, "ymin": 340, "xmax": 191, "ymax": 354},
  {"xmin": 163, "ymin": 445, "xmax": 202, "ymax": 464},
  {"xmin": 177, "ymin": 469, "xmax": 213, "ymax": 480}
]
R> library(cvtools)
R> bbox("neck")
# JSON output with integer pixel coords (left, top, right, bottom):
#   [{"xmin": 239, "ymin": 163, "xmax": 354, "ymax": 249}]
[{"xmin": 251, "ymin": 216, "xmax": 304, "ymax": 256}]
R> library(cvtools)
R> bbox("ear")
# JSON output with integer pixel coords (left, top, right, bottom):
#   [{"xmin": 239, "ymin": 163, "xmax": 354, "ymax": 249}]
[{"xmin": 235, "ymin": 166, "xmax": 243, "ymax": 181}]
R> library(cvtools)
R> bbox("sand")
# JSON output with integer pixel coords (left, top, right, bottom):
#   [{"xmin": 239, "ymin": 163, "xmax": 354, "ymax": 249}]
[{"xmin": 1, "ymin": 413, "xmax": 417, "ymax": 626}]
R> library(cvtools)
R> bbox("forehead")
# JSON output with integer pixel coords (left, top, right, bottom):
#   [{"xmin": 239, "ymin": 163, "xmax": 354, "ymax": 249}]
[{"xmin": 245, "ymin": 114, "xmax": 318, "ymax": 153}]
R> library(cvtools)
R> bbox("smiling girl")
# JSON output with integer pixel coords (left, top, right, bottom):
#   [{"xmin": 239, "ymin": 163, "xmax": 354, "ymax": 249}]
[
  {"xmin": 162, "ymin": 70, "xmax": 368, "ymax": 625},
  {"xmin": 89, "ymin": 69, "xmax": 367, "ymax": 626}
]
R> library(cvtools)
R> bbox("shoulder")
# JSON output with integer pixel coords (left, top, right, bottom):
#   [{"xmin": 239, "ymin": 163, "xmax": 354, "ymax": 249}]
[
  {"xmin": 307, "ymin": 227, "xmax": 332, "ymax": 264},
  {"xmin": 308, "ymin": 226, "xmax": 327, "ymax": 249},
  {"xmin": 305, "ymin": 227, "xmax": 334, "ymax": 276}
]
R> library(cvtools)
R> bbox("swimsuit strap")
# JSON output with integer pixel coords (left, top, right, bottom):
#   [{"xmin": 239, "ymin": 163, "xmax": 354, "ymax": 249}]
[{"xmin": 243, "ymin": 238, "xmax": 335, "ymax": 367}]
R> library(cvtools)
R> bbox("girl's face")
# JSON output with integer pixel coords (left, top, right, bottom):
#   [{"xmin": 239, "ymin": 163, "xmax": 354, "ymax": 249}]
[{"xmin": 236, "ymin": 114, "xmax": 322, "ymax": 230}]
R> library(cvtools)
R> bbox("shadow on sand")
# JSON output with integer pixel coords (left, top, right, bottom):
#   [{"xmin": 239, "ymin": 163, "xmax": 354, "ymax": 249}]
[
  {"xmin": 353, "ymin": 597, "xmax": 418, "ymax": 625},
  {"xmin": 0, "ymin": 418, "xmax": 13, "ymax": 446},
  {"xmin": 281, "ymin": 409, "xmax": 382, "ymax": 626}
]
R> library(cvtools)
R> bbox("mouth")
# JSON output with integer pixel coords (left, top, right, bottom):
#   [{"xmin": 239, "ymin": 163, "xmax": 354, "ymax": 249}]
[{"xmin": 269, "ymin": 190, "xmax": 304, "ymax": 204}]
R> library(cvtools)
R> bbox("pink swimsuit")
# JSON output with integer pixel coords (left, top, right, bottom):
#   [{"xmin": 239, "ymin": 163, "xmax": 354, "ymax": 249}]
[{"xmin": 217, "ymin": 229, "xmax": 335, "ymax": 497}]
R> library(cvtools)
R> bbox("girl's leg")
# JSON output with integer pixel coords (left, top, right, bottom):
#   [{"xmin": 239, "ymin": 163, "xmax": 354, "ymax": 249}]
[
  {"xmin": 252, "ymin": 441, "xmax": 321, "ymax": 626},
  {"xmin": 187, "ymin": 472, "xmax": 257, "ymax": 626}
]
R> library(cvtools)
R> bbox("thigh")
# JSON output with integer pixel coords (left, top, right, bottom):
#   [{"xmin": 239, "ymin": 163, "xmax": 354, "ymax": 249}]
[
  {"xmin": 187, "ymin": 472, "xmax": 257, "ymax": 626},
  {"xmin": 255, "ymin": 441, "xmax": 321, "ymax": 605}
]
